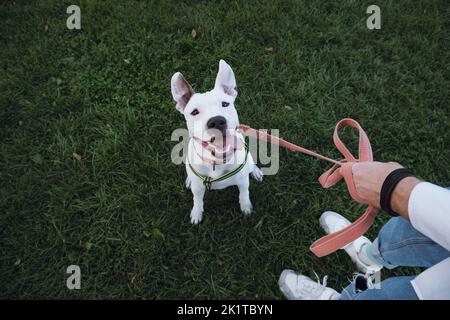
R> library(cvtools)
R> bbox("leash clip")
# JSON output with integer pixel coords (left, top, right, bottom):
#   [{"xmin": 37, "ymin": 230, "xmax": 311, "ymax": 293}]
[{"xmin": 203, "ymin": 177, "xmax": 212, "ymax": 191}]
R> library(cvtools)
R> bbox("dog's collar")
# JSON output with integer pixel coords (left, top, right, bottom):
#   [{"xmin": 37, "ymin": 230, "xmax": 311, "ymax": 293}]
[{"xmin": 187, "ymin": 141, "xmax": 248, "ymax": 191}]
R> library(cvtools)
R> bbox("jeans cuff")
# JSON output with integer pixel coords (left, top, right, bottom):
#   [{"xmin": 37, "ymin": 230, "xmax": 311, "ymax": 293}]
[{"xmin": 371, "ymin": 238, "xmax": 398, "ymax": 270}]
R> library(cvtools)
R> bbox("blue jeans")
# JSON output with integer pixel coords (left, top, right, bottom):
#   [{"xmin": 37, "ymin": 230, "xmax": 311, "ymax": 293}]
[{"xmin": 340, "ymin": 217, "xmax": 450, "ymax": 300}]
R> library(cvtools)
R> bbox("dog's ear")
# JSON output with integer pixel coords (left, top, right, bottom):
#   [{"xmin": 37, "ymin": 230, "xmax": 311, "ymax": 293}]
[
  {"xmin": 214, "ymin": 59, "xmax": 237, "ymax": 98},
  {"xmin": 171, "ymin": 72, "xmax": 194, "ymax": 113}
]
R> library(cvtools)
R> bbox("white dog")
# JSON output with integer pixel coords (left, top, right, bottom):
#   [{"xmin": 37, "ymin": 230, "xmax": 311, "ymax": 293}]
[{"xmin": 171, "ymin": 60, "xmax": 263, "ymax": 224}]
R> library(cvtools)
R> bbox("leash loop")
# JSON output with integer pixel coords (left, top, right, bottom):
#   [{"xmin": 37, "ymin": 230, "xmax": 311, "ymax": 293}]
[{"xmin": 239, "ymin": 118, "xmax": 379, "ymax": 257}]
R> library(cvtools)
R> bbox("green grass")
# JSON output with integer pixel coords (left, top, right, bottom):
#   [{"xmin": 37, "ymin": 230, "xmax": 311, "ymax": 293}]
[{"xmin": 1, "ymin": 0, "xmax": 449, "ymax": 299}]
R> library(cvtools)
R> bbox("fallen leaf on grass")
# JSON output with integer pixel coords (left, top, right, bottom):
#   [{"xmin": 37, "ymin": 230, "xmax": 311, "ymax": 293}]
[
  {"xmin": 152, "ymin": 228, "xmax": 165, "ymax": 241},
  {"xmin": 255, "ymin": 218, "xmax": 264, "ymax": 230},
  {"xmin": 32, "ymin": 154, "xmax": 43, "ymax": 164},
  {"xmin": 265, "ymin": 47, "xmax": 274, "ymax": 52},
  {"xmin": 72, "ymin": 152, "xmax": 82, "ymax": 161}
]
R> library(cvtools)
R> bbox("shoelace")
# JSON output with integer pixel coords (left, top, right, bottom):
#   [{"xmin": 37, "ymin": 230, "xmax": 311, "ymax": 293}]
[
  {"xmin": 313, "ymin": 271, "xmax": 329, "ymax": 287},
  {"xmin": 349, "ymin": 267, "xmax": 381, "ymax": 292},
  {"xmin": 365, "ymin": 266, "xmax": 382, "ymax": 289}
]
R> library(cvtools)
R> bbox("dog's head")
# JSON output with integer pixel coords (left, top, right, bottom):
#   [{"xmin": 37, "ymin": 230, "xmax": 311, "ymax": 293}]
[{"xmin": 171, "ymin": 60, "xmax": 242, "ymax": 153}]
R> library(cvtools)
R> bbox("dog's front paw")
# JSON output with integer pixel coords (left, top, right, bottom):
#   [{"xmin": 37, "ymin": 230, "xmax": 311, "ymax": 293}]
[
  {"xmin": 190, "ymin": 208, "xmax": 203, "ymax": 224},
  {"xmin": 251, "ymin": 166, "xmax": 263, "ymax": 182},
  {"xmin": 185, "ymin": 176, "xmax": 191, "ymax": 189},
  {"xmin": 240, "ymin": 200, "xmax": 253, "ymax": 215}
]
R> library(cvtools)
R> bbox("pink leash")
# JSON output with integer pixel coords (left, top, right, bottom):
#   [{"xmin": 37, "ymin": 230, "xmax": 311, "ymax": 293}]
[{"xmin": 239, "ymin": 118, "xmax": 379, "ymax": 257}]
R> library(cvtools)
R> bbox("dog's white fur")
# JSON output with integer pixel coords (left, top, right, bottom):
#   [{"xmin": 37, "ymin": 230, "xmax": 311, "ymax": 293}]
[{"xmin": 171, "ymin": 60, "xmax": 263, "ymax": 224}]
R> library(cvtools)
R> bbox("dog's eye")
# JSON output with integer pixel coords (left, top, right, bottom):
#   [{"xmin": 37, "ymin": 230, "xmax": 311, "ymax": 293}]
[
  {"xmin": 222, "ymin": 101, "xmax": 230, "ymax": 108},
  {"xmin": 190, "ymin": 108, "xmax": 199, "ymax": 116}
]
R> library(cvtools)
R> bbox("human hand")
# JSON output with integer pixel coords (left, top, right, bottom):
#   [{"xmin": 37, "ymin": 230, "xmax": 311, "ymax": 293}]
[{"xmin": 350, "ymin": 161, "xmax": 420, "ymax": 218}]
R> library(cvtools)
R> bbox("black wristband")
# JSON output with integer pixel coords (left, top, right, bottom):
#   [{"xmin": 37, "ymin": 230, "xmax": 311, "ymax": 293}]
[{"xmin": 380, "ymin": 168, "xmax": 415, "ymax": 217}]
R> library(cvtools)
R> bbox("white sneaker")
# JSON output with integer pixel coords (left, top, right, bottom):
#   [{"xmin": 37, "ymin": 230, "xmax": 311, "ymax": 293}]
[
  {"xmin": 319, "ymin": 211, "xmax": 382, "ymax": 274},
  {"xmin": 278, "ymin": 270, "xmax": 340, "ymax": 300}
]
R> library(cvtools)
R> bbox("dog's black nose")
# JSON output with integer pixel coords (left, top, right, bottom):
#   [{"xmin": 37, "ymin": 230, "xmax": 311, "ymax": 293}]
[{"xmin": 207, "ymin": 116, "xmax": 227, "ymax": 133}]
